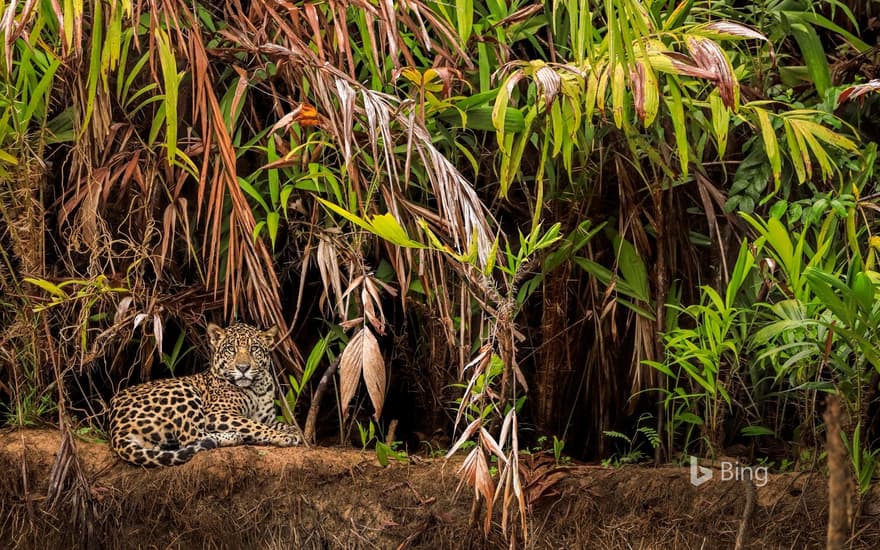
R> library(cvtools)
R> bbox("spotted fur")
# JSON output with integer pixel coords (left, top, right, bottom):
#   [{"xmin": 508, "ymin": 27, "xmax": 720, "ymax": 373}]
[{"xmin": 108, "ymin": 322, "xmax": 301, "ymax": 466}]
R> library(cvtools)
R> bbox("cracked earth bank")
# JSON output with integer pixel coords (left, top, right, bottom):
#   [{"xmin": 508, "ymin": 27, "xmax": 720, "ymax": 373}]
[{"xmin": 2, "ymin": 428, "xmax": 879, "ymax": 549}]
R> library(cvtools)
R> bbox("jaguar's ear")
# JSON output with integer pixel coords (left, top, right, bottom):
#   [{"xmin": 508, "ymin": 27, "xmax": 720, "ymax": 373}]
[
  {"xmin": 206, "ymin": 323, "xmax": 225, "ymax": 349},
  {"xmin": 261, "ymin": 325, "xmax": 279, "ymax": 344}
]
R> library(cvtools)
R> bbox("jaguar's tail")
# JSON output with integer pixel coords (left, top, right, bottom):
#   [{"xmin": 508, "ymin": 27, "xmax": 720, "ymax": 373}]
[{"xmin": 112, "ymin": 437, "xmax": 218, "ymax": 467}]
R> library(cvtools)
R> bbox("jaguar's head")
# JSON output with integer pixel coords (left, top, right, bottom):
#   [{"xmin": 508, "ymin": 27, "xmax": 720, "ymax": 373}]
[{"xmin": 206, "ymin": 322, "xmax": 278, "ymax": 388}]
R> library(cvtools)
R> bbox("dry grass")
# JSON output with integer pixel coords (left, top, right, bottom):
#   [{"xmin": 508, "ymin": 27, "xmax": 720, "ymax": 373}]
[{"xmin": 2, "ymin": 428, "xmax": 879, "ymax": 549}]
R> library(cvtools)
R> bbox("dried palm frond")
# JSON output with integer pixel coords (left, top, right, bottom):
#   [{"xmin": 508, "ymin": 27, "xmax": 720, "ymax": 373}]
[{"xmin": 338, "ymin": 326, "xmax": 386, "ymax": 421}]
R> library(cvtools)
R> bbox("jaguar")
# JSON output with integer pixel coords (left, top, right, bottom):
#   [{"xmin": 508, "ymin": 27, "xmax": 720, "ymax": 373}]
[{"xmin": 108, "ymin": 322, "xmax": 302, "ymax": 466}]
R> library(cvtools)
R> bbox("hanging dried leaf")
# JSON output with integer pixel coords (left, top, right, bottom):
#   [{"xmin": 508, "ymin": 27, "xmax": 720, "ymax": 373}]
[
  {"xmin": 114, "ymin": 297, "xmax": 133, "ymax": 325},
  {"xmin": 362, "ymin": 276, "xmax": 387, "ymax": 334},
  {"xmin": 338, "ymin": 327, "xmax": 386, "ymax": 419},
  {"xmin": 445, "ymin": 417, "xmax": 481, "ymax": 458},
  {"xmin": 133, "ymin": 313, "xmax": 148, "ymax": 330},
  {"xmin": 454, "ymin": 348, "xmax": 491, "ymax": 427},
  {"xmin": 338, "ymin": 329, "xmax": 364, "ymax": 418},
  {"xmin": 360, "ymin": 327, "xmax": 386, "ymax": 420},
  {"xmin": 152, "ymin": 314, "xmax": 164, "ymax": 358},
  {"xmin": 479, "ymin": 428, "xmax": 508, "ymax": 464},
  {"xmin": 316, "ymin": 238, "xmax": 345, "ymax": 316},
  {"xmin": 686, "ymin": 37, "xmax": 738, "ymax": 109},
  {"xmin": 456, "ymin": 447, "xmax": 496, "ymax": 533}
]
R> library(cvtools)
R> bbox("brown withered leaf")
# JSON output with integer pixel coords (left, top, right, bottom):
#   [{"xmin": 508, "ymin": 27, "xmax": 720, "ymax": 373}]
[
  {"xmin": 338, "ymin": 329, "xmax": 363, "ymax": 418},
  {"xmin": 316, "ymin": 238, "xmax": 345, "ymax": 316},
  {"xmin": 362, "ymin": 276, "xmax": 387, "ymax": 335},
  {"xmin": 631, "ymin": 63, "xmax": 646, "ymax": 121},
  {"xmin": 534, "ymin": 65, "xmax": 561, "ymax": 109},
  {"xmin": 518, "ymin": 451, "xmax": 571, "ymax": 510},
  {"xmin": 360, "ymin": 327, "xmax": 386, "ymax": 420},
  {"xmin": 338, "ymin": 327, "xmax": 386, "ymax": 420},
  {"xmin": 479, "ymin": 427, "xmax": 507, "ymax": 464},
  {"xmin": 690, "ymin": 21, "xmax": 773, "ymax": 66},
  {"xmin": 457, "ymin": 447, "xmax": 496, "ymax": 533},
  {"xmin": 687, "ymin": 37, "xmax": 737, "ymax": 109},
  {"xmin": 839, "ymin": 79, "xmax": 880, "ymax": 105},
  {"xmin": 703, "ymin": 21, "xmax": 768, "ymax": 43},
  {"xmin": 445, "ymin": 418, "xmax": 481, "ymax": 458}
]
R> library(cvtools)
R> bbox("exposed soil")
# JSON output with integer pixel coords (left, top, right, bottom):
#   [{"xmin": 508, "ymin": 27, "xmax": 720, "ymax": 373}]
[{"xmin": 1, "ymin": 428, "xmax": 879, "ymax": 549}]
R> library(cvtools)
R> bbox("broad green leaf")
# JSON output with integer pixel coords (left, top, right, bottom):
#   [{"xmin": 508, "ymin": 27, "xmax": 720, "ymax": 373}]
[
  {"xmin": 498, "ymin": 131, "xmax": 516, "ymax": 196},
  {"xmin": 0, "ymin": 149, "xmax": 18, "ymax": 164},
  {"xmin": 610, "ymin": 63, "xmax": 625, "ymax": 128},
  {"xmin": 790, "ymin": 115, "xmax": 857, "ymax": 151},
  {"xmin": 154, "ymin": 27, "xmax": 178, "ymax": 164},
  {"xmin": 783, "ymin": 10, "xmax": 869, "ymax": 53},
  {"xmin": 62, "ymin": 0, "xmax": 76, "ymax": 51},
  {"xmin": 317, "ymin": 199, "xmax": 426, "ymax": 249},
  {"xmin": 804, "ymin": 268, "xmax": 853, "ymax": 325},
  {"xmin": 665, "ymin": 79, "xmax": 688, "ymax": 175},
  {"xmin": 550, "ymin": 100, "xmax": 564, "ymax": 156},
  {"xmin": 22, "ymin": 57, "xmax": 60, "ymax": 127},
  {"xmin": 643, "ymin": 62, "xmax": 659, "ymax": 127},
  {"xmin": 573, "ymin": 257, "xmax": 648, "ymax": 306},
  {"xmin": 476, "ymin": 27, "xmax": 491, "ymax": 92},
  {"xmin": 101, "ymin": 5, "xmax": 123, "ymax": 78},
  {"xmin": 783, "ymin": 118, "xmax": 808, "ymax": 183},
  {"xmin": 852, "ymin": 271, "xmax": 874, "ymax": 314},
  {"xmin": 317, "ymin": 197, "xmax": 374, "ymax": 232},
  {"xmin": 726, "ymin": 240, "xmax": 755, "ymax": 306},
  {"xmin": 753, "ymin": 319, "xmax": 812, "ymax": 345},
  {"xmin": 797, "ymin": 120, "xmax": 834, "ymax": 180},
  {"xmin": 753, "ymin": 106, "xmax": 781, "ymax": 185},
  {"xmin": 614, "ymin": 234, "xmax": 650, "ymax": 303},
  {"xmin": 173, "ymin": 148, "xmax": 199, "ymax": 178},
  {"xmin": 267, "ymin": 139, "xmax": 280, "ymax": 208},
  {"xmin": 741, "ymin": 425, "xmax": 775, "ymax": 437},
  {"xmin": 369, "ymin": 213, "xmax": 427, "ymax": 249},
  {"xmin": 238, "ymin": 177, "xmax": 270, "ymax": 212},
  {"xmin": 787, "ymin": 19, "xmax": 831, "ymax": 96},
  {"xmin": 280, "ymin": 185, "xmax": 295, "ymax": 220},
  {"xmin": 253, "ymin": 220, "xmax": 266, "ymax": 243},
  {"xmin": 709, "ymin": 89, "xmax": 729, "ymax": 157},
  {"xmin": 500, "ymin": 106, "xmax": 537, "ymax": 197},
  {"xmin": 663, "ymin": 0, "xmax": 695, "ymax": 30},
  {"xmin": 147, "ymin": 103, "xmax": 166, "ymax": 146},
  {"xmin": 440, "ymin": 105, "xmax": 525, "ymax": 132},
  {"xmin": 24, "ymin": 277, "xmax": 69, "ymax": 298},
  {"xmin": 567, "ymin": 0, "xmax": 592, "ymax": 65},
  {"xmin": 455, "ymin": 0, "xmax": 474, "ymax": 44},
  {"xmin": 674, "ymin": 412, "xmax": 704, "ymax": 425},
  {"xmin": 266, "ymin": 211, "xmax": 280, "ymax": 248},
  {"xmin": 80, "ymin": 0, "xmax": 104, "ymax": 138},
  {"xmin": 616, "ymin": 298, "xmax": 656, "ymax": 320},
  {"xmin": 585, "ymin": 66, "xmax": 601, "ymax": 120},
  {"xmin": 120, "ymin": 52, "xmax": 152, "ymax": 106},
  {"xmin": 492, "ymin": 80, "xmax": 511, "ymax": 150}
]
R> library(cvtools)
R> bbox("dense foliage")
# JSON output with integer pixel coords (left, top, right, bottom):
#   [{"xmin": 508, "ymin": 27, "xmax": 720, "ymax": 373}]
[{"xmin": 1, "ymin": 0, "xmax": 879, "ymax": 539}]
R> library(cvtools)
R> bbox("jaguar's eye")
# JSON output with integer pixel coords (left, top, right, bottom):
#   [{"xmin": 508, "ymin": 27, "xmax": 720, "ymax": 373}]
[{"xmin": 251, "ymin": 346, "xmax": 265, "ymax": 357}]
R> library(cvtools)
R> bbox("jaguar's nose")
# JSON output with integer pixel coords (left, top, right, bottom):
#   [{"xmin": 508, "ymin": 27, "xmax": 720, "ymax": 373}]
[{"xmin": 235, "ymin": 363, "xmax": 250, "ymax": 374}]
